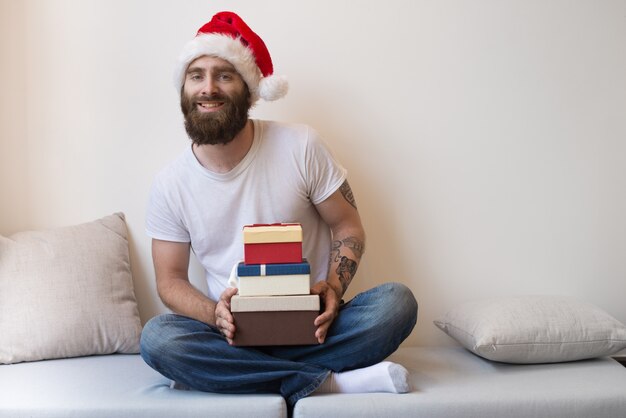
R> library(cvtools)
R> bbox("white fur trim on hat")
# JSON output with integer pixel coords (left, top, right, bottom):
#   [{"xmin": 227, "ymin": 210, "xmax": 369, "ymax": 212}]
[{"xmin": 174, "ymin": 34, "xmax": 288, "ymax": 102}]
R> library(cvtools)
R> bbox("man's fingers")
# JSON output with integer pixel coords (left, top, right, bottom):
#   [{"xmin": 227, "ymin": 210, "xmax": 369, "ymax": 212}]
[
  {"xmin": 314, "ymin": 303, "xmax": 336, "ymax": 343},
  {"xmin": 315, "ymin": 292, "xmax": 338, "ymax": 325},
  {"xmin": 216, "ymin": 315, "xmax": 235, "ymax": 339},
  {"xmin": 216, "ymin": 307, "xmax": 234, "ymax": 323},
  {"xmin": 214, "ymin": 287, "xmax": 240, "ymax": 342},
  {"xmin": 315, "ymin": 321, "xmax": 331, "ymax": 343},
  {"xmin": 217, "ymin": 315, "xmax": 234, "ymax": 330},
  {"xmin": 314, "ymin": 309, "xmax": 332, "ymax": 326},
  {"xmin": 310, "ymin": 281, "xmax": 341, "ymax": 343}
]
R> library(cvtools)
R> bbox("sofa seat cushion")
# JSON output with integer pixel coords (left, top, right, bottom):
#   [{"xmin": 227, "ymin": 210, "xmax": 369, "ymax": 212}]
[
  {"xmin": 294, "ymin": 346, "xmax": 626, "ymax": 418},
  {"xmin": 0, "ymin": 354, "xmax": 286, "ymax": 418}
]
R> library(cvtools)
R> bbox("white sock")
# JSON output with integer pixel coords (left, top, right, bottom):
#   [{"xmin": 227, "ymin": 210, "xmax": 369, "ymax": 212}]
[{"xmin": 315, "ymin": 361, "xmax": 410, "ymax": 394}]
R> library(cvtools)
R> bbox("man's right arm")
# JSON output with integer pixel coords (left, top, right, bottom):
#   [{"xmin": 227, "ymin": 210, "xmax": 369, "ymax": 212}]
[
  {"xmin": 152, "ymin": 238, "xmax": 237, "ymax": 343},
  {"xmin": 152, "ymin": 238, "xmax": 218, "ymax": 325}
]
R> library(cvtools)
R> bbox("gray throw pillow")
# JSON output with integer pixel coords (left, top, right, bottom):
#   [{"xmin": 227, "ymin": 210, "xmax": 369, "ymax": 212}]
[
  {"xmin": 0, "ymin": 213, "xmax": 142, "ymax": 364},
  {"xmin": 434, "ymin": 295, "xmax": 626, "ymax": 363}
]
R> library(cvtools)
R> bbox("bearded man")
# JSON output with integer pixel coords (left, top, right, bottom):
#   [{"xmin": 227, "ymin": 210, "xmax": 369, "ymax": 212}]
[{"xmin": 140, "ymin": 11, "xmax": 418, "ymax": 409}]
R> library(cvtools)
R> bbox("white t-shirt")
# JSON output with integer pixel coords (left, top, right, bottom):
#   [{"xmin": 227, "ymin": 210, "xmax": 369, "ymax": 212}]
[{"xmin": 146, "ymin": 119, "xmax": 347, "ymax": 301}]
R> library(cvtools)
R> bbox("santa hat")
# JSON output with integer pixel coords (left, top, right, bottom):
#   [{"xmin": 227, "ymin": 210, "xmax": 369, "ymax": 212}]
[{"xmin": 174, "ymin": 11, "xmax": 288, "ymax": 103}]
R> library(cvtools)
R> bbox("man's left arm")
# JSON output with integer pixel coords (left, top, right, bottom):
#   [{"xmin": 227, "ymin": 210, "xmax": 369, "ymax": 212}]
[{"xmin": 311, "ymin": 179, "xmax": 366, "ymax": 343}]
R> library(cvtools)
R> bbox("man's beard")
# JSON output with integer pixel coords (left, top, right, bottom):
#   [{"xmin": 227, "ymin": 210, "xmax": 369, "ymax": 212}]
[{"xmin": 180, "ymin": 86, "xmax": 251, "ymax": 146}]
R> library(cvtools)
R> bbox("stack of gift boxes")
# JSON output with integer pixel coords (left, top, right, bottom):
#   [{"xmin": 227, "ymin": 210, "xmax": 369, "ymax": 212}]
[{"xmin": 230, "ymin": 223, "xmax": 320, "ymax": 346}]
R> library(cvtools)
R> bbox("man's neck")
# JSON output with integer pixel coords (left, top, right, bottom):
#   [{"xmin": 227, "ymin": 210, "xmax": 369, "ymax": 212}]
[{"xmin": 192, "ymin": 120, "xmax": 254, "ymax": 174}]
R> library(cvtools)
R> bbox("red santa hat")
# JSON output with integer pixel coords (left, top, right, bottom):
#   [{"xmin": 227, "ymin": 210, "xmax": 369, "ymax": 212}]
[{"xmin": 174, "ymin": 11, "xmax": 288, "ymax": 103}]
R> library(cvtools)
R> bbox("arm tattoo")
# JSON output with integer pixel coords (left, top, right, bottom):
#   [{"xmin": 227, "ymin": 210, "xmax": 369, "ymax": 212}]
[
  {"xmin": 336, "ymin": 256, "xmax": 358, "ymax": 294},
  {"xmin": 330, "ymin": 236, "xmax": 365, "ymax": 262},
  {"xmin": 339, "ymin": 180, "xmax": 357, "ymax": 209},
  {"xmin": 330, "ymin": 236, "xmax": 365, "ymax": 294},
  {"xmin": 341, "ymin": 236, "xmax": 365, "ymax": 259}
]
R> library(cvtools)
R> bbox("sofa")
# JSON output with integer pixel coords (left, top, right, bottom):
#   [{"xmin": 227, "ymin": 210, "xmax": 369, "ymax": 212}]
[
  {"xmin": 2, "ymin": 213, "xmax": 626, "ymax": 417},
  {"xmin": 2, "ymin": 346, "xmax": 626, "ymax": 418}
]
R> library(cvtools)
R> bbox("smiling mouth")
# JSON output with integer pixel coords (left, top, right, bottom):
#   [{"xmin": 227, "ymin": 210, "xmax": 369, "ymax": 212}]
[{"xmin": 197, "ymin": 101, "xmax": 224, "ymax": 111}]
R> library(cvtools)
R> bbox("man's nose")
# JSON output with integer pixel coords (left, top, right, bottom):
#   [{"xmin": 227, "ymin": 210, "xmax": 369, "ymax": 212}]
[{"xmin": 200, "ymin": 78, "xmax": 219, "ymax": 96}]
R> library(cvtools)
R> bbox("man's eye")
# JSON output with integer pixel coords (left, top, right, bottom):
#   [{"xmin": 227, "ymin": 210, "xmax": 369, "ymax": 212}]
[
  {"xmin": 189, "ymin": 74, "xmax": 203, "ymax": 81},
  {"xmin": 218, "ymin": 73, "xmax": 233, "ymax": 81}
]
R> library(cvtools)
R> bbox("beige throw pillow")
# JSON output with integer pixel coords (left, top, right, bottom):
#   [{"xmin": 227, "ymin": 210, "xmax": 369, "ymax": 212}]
[
  {"xmin": 434, "ymin": 295, "xmax": 626, "ymax": 364},
  {"xmin": 0, "ymin": 213, "xmax": 142, "ymax": 364}
]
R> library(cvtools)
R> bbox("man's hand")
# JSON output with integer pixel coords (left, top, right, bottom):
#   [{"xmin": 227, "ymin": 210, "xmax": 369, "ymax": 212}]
[
  {"xmin": 215, "ymin": 287, "xmax": 238, "ymax": 345},
  {"xmin": 311, "ymin": 280, "xmax": 342, "ymax": 344}
]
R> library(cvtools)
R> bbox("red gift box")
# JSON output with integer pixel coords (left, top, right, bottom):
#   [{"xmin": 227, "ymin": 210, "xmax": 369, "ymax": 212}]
[{"xmin": 243, "ymin": 223, "xmax": 302, "ymax": 265}]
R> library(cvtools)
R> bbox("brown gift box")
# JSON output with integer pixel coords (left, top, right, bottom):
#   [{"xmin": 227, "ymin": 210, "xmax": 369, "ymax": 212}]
[{"xmin": 231, "ymin": 295, "xmax": 320, "ymax": 346}]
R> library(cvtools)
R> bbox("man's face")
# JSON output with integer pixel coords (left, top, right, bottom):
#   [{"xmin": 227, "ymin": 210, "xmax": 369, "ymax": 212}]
[{"xmin": 180, "ymin": 56, "xmax": 251, "ymax": 146}]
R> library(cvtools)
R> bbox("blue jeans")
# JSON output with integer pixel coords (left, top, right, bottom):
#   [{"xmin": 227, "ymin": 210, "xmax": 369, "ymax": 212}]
[{"xmin": 140, "ymin": 282, "xmax": 417, "ymax": 407}]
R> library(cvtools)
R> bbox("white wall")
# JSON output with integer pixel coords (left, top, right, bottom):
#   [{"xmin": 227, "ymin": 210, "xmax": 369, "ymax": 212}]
[{"xmin": 1, "ymin": 0, "xmax": 625, "ymax": 347}]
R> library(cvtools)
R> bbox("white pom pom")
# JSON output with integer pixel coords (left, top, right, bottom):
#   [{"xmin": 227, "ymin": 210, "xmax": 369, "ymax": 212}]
[{"xmin": 258, "ymin": 75, "xmax": 289, "ymax": 101}]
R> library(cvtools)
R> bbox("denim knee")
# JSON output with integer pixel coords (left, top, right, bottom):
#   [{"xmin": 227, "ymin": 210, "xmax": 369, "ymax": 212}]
[
  {"xmin": 380, "ymin": 282, "xmax": 417, "ymax": 314},
  {"xmin": 139, "ymin": 314, "xmax": 176, "ymax": 367},
  {"xmin": 376, "ymin": 282, "xmax": 418, "ymax": 337},
  {"xmin": 397, "ymin": 282, "xmax": 418, "ymax": 324}
]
